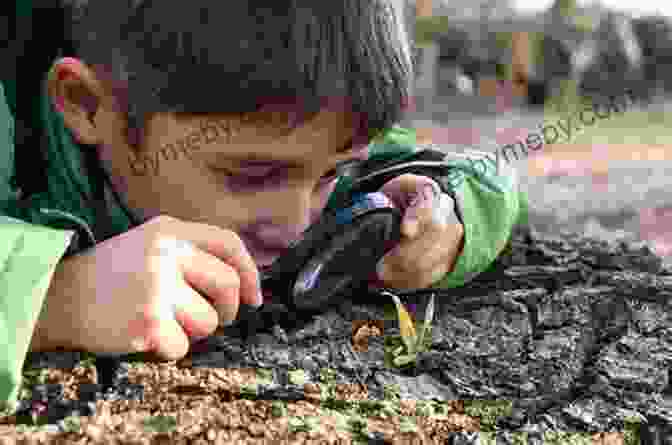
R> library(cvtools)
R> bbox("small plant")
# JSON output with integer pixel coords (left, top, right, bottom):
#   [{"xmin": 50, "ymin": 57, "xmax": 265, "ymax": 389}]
[
  {"xmin": 430, "ymin": 400, "xmax": 450, "ymax": 416},
  {"xmin": 287, "ymin": 369, "xmax": 307, "ymax": 386},
  {"xmin": 255, "ymin": 368, "xmax": 274, "ymax": 385},
  {"xmin": 142, "ymin": 415, "xmax": 177, "ymax": 434},
  {"xmin": 415, "ymin": 400, "xmax": 433, "ymax": 417},
  {"xmin": 543, "ymin": 432, "xmax": 594, "ymax": 445},
  {"xmin": 58, "ymin": 415, "xmax": 82, "ymax": 433},
  {"xmin": 0, "ymin": 399, "xmax": 19, "ymax": 417},
  {"xmin": 382, "ymin": 291, "xmax": 435, "ymax": 368},
  {"xmin": 239, "ymin": 384, "xmax": 258, "ymax": 400},
  {"xmin": 382, "ymin": 384, "xmax": 401, "ymax": 402},
  {"xmin": 623, "ymin": 415, "xmax": 643, "ymax": 445},
  {"xmin": 271, "ymin": 400, "xmax": 287, "ymax": 418},
  {"xmin": 463, "ymin": 400, "xmax": 512, "ymax": 432},
  {"xmin": 22, "ymin": 369, "xmax": 48, "ymax": 386},
  {"xmin": 319, "ymin": 368, "xmax": 337, "ymax": 384},
  {"xmin": 399, "ymin": 416, "xmax": 418, "ymax": 433},
  {"xmin": 77, "ymin": 352, "xmax": 97, "ymax": 369},
  {"xmin": 288, "ymin": 416, "xmax": 319, "ymax": 433},
  {"xmin": 347, "ymin": 416, "xmax": 370, "ymax": 443}
]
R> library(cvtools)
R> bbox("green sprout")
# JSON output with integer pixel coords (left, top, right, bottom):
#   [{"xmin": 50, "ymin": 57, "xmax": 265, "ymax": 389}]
[{"xmin": 381, "ymin": 291, "xmax": 435, "ymax": 368}]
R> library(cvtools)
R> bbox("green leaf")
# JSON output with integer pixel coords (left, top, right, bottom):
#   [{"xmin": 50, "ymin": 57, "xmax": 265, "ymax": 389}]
[
  {"xmin": 415, "ymin": 293, "xmax": 435, "ymax": 353},
  {"xmin": 382, "ymin": 291, "xmax": 417, "ymax": 353}
]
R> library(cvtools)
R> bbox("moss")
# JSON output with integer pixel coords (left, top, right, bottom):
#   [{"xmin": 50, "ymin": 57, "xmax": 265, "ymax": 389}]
[
  {"xmin": 319, "ymin": 368, "xmax": 337, "ymax": 384},
  {"xmin": 271, "ymin": 400, "xmax": 287, "ymax": 418},
  {"xmin": 255, "ymin": 368, "xmax": 274, "ymax": 385},
  {"xmin": 399, "ymin": 416, "xmax": 418, "ymax": 433},
  {"xmin": 543, "ymin": 431, "xmax": 594, "ymax": 445},
  {"xmin": 288, "ymin": 416, "xmax": 319, "ymax": 433},
  {"xmin": 141, "ymin": 415, "xmax": 177, "ymax": 434},
  {"xmin": 287, "ymin": 369, "xmax": 307, "ymax": 386},
  {"xmin": 463, "ymin": 399, "xmax": 512, "ymax": 432},
  {"xmin": 623, "ymin": 415, "xmax": 643, "ymax": 445}
]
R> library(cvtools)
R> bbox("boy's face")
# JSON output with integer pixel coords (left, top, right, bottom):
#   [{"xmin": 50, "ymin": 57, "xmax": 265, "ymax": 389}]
[{"xmin": 49, "ymin": 59, "xmax": 370, "ymax": 268}]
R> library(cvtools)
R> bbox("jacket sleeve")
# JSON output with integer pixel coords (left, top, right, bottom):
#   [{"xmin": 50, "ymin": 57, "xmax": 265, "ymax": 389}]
[
  {"xmin": 432, "ymin": 145, "xmax": 528, "ymax": 288},
  {"xmin": 0, "ymin": 80, "xmax": 75, "ymax": 409},
  {"xmin": 338, "ymin": 125, "xmax": 529, "ymax": 289}
]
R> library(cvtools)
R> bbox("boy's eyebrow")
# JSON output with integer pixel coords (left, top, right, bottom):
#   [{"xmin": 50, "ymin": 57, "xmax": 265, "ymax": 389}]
[{"xmin": 210, "ymin": 136, "xmax": 357, "ymax": 168}]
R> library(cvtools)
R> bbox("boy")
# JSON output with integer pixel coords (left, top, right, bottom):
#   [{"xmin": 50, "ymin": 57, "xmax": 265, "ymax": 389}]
[{"xmin": 0, "ymin": 0, "xmax": 525, "ymax": 407}]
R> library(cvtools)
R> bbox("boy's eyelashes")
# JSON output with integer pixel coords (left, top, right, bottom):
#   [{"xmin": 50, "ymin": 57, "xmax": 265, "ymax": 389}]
[{"xmin": 210, "ymin": 159, "xmax": 362, "ymax": 188}]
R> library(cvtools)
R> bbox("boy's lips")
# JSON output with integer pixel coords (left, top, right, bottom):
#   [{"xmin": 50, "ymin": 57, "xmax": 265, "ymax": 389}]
[{"xmin": 241, "ymin": 236, "xmax": 293, "ymax": 267}]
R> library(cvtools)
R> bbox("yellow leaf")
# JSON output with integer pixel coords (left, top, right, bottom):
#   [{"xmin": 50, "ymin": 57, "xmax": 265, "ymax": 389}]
[{"xmin": 382, "ymin": 291, "xmax": 417, "ymax": 344}]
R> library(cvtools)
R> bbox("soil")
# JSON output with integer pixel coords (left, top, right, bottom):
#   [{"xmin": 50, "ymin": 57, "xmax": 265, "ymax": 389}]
[{"xmin": 1, "ymin": 226, "xmax": 666, "ymax": 444}]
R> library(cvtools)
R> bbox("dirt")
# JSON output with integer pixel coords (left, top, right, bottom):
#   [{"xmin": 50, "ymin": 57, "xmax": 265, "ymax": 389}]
[{"xmin": 1, "ymin": 227, "xmax": 663, "ymax": 444}]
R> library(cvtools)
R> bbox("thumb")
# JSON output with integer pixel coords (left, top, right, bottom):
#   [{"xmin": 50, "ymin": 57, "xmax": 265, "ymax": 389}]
[
  {"xmin": 379, "ymin": 174, "xmax": 441, "ymax": 238},
  {"xmin": 378, "ymin": 174, "xmax": 441, "ymax": 210}
]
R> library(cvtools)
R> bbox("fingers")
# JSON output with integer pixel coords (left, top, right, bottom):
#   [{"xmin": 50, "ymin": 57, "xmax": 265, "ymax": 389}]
[
  {"xmin": 401, "ymin": 182, "xmax": 447, "ymax": 239},
  {"xmin": 377, "ymin": 187, "xmax": 464, "ymax": 289},
  {"xmin": 180, "ymin": 246, "xmax": 241, "ymax": 326},
  {"xmin": 169, "ymin": 218, "xmax": 263, "ymax": 307},
  {"xmin": 377, "ymin": 223, "xmax": 463, "ymax": 289}
]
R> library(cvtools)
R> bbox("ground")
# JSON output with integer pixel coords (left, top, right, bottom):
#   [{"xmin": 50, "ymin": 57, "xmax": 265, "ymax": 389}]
[{"xmin": 0, "ymin": 94, "xmax": 670, "ymax": 444}]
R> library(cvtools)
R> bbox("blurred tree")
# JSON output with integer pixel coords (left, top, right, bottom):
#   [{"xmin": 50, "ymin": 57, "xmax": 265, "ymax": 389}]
[
  {"xmin": 631, "ymin": 15, "xmax": 672, "ymax": 95},
  {"xmin": 551, "ymin": 0, "xmax": 577, "ymax": 21}
]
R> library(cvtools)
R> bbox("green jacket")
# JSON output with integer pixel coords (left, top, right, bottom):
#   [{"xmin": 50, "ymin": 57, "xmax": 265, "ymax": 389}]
[{"xmin": 0, "ymin": 1, "xmax": 527, "ymax": 408}]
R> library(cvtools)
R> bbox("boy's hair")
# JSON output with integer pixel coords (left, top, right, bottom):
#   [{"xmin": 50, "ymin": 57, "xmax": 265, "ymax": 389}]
[{"xmin": 60, "ymin": 0, "xmax": 413, "ymax": 149}]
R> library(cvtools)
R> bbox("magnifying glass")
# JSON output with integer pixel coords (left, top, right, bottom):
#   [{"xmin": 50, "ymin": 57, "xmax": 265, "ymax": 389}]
[{"xmin": 260, "ymin": 191, "xmax": 403, "ymax": 313}]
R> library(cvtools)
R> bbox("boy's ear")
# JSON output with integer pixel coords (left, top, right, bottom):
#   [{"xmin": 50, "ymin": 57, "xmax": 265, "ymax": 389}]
[{"xmin": 47, "ymin": 57, "xmax": 108, "ymax": 146}]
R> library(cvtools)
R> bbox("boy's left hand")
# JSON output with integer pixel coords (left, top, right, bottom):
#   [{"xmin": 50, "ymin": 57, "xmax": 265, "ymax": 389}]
[{"xmin": 376, "ymin": 174, "xmax": 464, "ymax": 289}]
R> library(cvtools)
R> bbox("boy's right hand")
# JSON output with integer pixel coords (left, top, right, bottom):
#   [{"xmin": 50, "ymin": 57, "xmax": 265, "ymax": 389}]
[{"xmin": 30, "ymin": 215, "xmax": 263, "ymax": 360}]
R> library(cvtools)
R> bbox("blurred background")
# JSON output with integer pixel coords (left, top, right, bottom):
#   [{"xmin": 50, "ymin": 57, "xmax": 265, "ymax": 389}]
[{"xmin": 407, "ymin": 0, "xmax": 672, "ymax": 261}]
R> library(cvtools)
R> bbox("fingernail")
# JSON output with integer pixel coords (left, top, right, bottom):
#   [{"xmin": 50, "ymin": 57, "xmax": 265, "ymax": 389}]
[
  {"xmin": 423, "ymin": 183, "xmax": 440, "ymax": 201},
  {"xmin": 254, "ymin": 290, "xmax": 264, "ymax": 308}
]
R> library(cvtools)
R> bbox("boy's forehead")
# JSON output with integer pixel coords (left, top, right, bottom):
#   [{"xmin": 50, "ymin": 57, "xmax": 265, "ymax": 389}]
[{"xmin": 191, "ymin": 106, "xmax": 363, "ymax": 165}]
